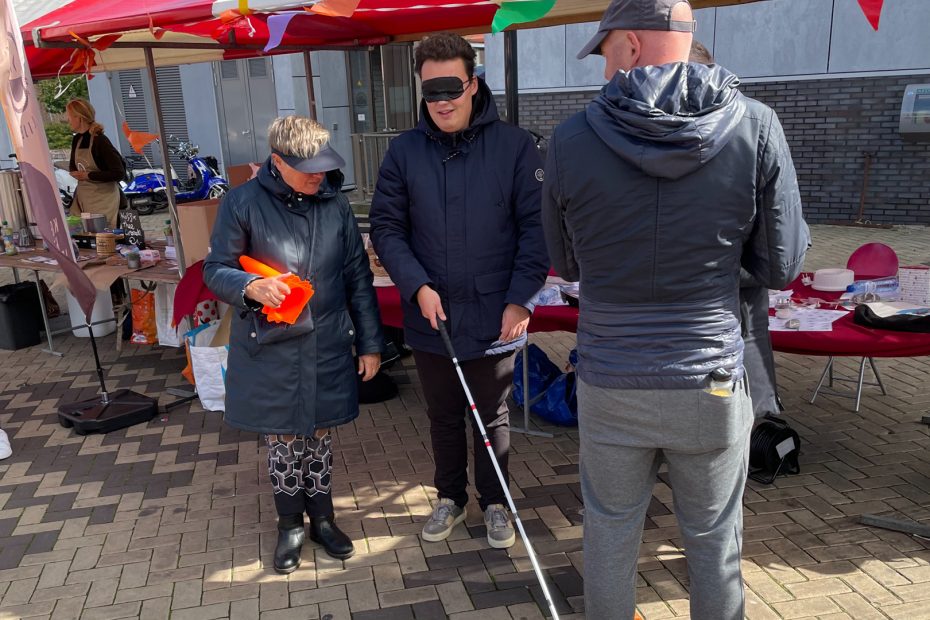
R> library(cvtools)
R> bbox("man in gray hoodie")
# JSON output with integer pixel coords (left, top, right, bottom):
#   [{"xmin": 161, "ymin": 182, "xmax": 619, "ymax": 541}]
[{"xmin": 542, "ymin": 1, "xmax": 809, "ymax": 618}]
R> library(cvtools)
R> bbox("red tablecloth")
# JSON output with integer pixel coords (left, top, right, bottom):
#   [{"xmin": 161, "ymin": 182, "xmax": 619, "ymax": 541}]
[
  {"xmin": 770, "ymin": 274, "xmax": 930, "ymax": 357},
  {"xmin": 375, "ymin": 286, "xmax": 579, "ymax": 334},
  {"xmin": 378, "ymin": 279, "xmax": 930, "ymax": 359}
]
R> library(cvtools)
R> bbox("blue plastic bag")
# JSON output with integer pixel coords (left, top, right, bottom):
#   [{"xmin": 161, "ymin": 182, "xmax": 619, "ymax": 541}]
[
  {"xmin": 512, "ymin": 344, "xmax": 561, "ymax": 408},
  {"xmin": 513, "ymin": 345, "xmax": 579, "ymax": 427},
  {"xmin": 537, "ymin": 371, "xmax": 578, "ymax": 426}
]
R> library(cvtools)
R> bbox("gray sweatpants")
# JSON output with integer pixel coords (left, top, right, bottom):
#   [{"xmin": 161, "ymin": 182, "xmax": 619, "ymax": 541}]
[{"xmin": 578, "ymin": 378, "xmax": 753, "ymax": 620}]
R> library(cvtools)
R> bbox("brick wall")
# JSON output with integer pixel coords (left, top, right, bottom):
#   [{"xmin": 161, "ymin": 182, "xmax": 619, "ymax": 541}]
[{"xmin": 498, "ymin": 74, "xmax": 930, "ymax": 225}]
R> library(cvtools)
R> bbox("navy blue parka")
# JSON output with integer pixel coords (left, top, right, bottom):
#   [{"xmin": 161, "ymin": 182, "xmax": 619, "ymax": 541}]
[{"xmin": 369, "ymin": 78, "xmax": 549, "ymax": 361}]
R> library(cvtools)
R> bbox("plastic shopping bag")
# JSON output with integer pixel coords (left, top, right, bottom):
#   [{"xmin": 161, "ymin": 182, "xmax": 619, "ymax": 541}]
[
  {"xmin": 130, "ymin": 288, "xmax": 158, "ymax": 344},
  {"xmin": 513, "ymin": 345, "xmax": 578, "ymax": 427},
  {"xmin": 181, "ymin": 319, "xmax": 221, "ymax": 389},
  {"xmin": 512, "ymin": 344, "xmax": 562, "ymax": 408},
  {"xmin": 189, "ymin": 343, "xmax": 229, "ymax": 412},
  {"xmin": 154, "ymin": 283, "xmax": 189, "ymax": 348}
]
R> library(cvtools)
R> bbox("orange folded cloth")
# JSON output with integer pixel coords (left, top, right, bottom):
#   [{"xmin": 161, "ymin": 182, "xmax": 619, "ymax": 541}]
[{"xmin": 239, "ymin": 256, "xmax": 314, "ymax": 325}]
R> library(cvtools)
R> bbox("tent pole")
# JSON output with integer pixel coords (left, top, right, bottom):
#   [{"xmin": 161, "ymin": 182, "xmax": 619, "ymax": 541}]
[
  {"xmin": 504, "ymin": 30, "xmax": 519, "ymax": 127},
  {"xmin": 143, "ymin": 47, "xmax": 186, "ymax": 275},
  {"xmin": 303, "ymin": 51, "xmax": 318, "ymax": 121}
]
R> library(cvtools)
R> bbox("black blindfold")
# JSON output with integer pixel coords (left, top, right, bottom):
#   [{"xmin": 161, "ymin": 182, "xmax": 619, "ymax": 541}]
[{"xmin": 421, "ymin": 76, "xmax": 472, "ymax": 103}]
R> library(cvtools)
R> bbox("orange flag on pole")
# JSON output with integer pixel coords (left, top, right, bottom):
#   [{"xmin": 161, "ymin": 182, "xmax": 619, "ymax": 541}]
[{"xmin": 122, "ymin": 121, "xmax": 159, "ymax": 154}]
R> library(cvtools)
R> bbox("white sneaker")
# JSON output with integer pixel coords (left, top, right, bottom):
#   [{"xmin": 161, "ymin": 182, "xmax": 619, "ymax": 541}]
[{"xmin": 0, "ymin": 430, "xmax": 11, "ymax": 460}]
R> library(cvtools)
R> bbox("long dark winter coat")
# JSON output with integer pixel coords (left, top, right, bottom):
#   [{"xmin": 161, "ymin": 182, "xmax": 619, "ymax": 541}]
[{"xmin": 203, "ymin": 159, "xmax": 383, "ymax": 435}]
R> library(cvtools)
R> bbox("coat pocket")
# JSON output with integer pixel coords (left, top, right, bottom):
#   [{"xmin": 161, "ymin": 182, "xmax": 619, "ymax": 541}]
[
  {"xmin": 472, "ymin": 270, "xmax": 511, "ymax": 340},
  {"xmin": 251, "ymin": 306, "xmax": 315, "ymax": 347}
]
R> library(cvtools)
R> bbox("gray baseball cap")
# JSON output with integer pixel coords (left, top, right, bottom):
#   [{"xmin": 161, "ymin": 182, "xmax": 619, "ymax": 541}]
[
  {"xmin": 272, "ymin": 144, "xmax": 346, "ymax": 173},
  {"xmin": 577, "ymin": 0, "xmax": 695, "ymax": 60}
]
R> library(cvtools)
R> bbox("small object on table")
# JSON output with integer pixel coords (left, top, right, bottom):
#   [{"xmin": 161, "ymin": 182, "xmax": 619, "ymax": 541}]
[
  {"xmin": 785, "ymin": 318, "xmax": 801, "ymax": 330},
  {"xmin": 126, "ymin": 251, "xmax": 141, "ymax": 269},
  {"xmin": 95, "ymin": 232, "xmax": 118, "ymax": 257},
  {"xmin": 899, "ymin": 265, "xmax": 930, "ymax": 305},
  {"xmin": 81, "ymin": 213, "xmax": 108, "ymax": 234},
  {"xmin": 810, "ymin": 268, "xmax": 854, "ymax": 292},
  {"xmin": 774, "ymin": 300, "xmax": 794, "ymax": 319},
  {"xmin": 18, "ymin": 226, "xmax": 34, "ymax": 248}
]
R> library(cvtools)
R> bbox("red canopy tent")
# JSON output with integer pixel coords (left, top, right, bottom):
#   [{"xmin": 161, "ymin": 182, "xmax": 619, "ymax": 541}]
[
  {"xmin": 18, "ymin": 0, "xmax": 771, "ymax": 269},
  {"xmin": 22, "ymin": 0, "xmax": 507, "ymax": 79},
  {"xmin": 23, "ymin": 1, "xmax": 783, "ymax": 80}
]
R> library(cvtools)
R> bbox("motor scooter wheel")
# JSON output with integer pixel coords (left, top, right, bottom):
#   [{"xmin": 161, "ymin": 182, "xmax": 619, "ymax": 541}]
[{"xmin": 133, "ymin": 192, "xmax": 167, "ymax": 216}]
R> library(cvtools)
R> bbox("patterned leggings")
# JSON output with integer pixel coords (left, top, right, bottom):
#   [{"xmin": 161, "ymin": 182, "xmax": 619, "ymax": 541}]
[{"xmin": 266, "ymin": 433, "xmax": 333, "ymax": 518}]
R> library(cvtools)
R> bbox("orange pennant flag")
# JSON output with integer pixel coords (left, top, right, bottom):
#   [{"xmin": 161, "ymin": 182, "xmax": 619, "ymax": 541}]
[
  {"xmin": 64, "ymin": 32, "xmax": 122, "ymax": 77},
  {"xmin": 307, "ymin": 0, "xmax": 360, "ymax": 18},
  {"xmin": 122, "ymin": 121, "xmax": 159, "ymax": 154}
]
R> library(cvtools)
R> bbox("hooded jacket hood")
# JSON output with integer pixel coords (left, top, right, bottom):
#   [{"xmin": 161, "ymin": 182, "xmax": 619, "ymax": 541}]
[
  {"xmin": 417, "ymin": 77, "xmax": 500, "ymax": 146},
  {"xmin": 586, "ymin": 62, "xmax": 746, "ymax": 179}
]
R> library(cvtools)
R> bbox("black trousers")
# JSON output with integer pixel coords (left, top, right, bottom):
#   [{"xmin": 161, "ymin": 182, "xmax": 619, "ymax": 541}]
[
  {"xmin": 266, "ymin": 433, "xmax": 334, "ymax": 518},
  {"xmin": 413, "ymin": 349, "xmax": 515, "ymax": 511}
]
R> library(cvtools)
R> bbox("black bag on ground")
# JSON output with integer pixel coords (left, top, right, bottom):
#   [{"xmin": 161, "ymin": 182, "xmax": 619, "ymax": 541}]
[
  {"xmin": 748, "ymin": 415, "xmax": 801, "ymax": 485},
  {"xmin": 0, "ymin": 281, "xmax": 42, "ymax": 350},
  {"xmin": 853, "ymin": 304, "xmax": 930, "ymax": 333},
  {"xmin": 358, "ymin": 370, "xmax": 398, "ymax": 404}
]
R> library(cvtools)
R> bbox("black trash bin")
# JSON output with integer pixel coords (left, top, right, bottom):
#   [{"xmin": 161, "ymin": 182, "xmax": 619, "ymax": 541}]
[{"xmin": 0, "ymin": 281, "xmax": 42, "ymax": 350}]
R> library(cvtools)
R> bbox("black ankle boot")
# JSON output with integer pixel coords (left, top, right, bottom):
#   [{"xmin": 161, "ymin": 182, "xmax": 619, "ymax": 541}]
[
  {"xmin": 274, "ymin": 514, "xmax": 305, "ymax": 573},
  {"xmin": 309, "ymin": 515, "xmax": 354, "ymax": 559}
]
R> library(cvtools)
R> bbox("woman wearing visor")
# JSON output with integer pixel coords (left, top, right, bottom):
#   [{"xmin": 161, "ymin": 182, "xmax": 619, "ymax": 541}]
[{"xmin": 204, "ymin": 116, "xmax": 382, "ymax": 573}]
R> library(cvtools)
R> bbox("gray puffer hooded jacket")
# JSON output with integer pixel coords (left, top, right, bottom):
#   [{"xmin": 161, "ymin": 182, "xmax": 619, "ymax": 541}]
[{"xmin": 542, "ymin": 62, "xmax": 809, "ymax": 389}]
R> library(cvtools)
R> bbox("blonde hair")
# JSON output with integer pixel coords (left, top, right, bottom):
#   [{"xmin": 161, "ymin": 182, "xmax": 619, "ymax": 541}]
[
  {"xmin": 268, "ymin": 116, "xmax": 330, "ymax": 158},
  {"xmin": 66, "ymin": 99, "xmax": 104, "ymax": 136}
]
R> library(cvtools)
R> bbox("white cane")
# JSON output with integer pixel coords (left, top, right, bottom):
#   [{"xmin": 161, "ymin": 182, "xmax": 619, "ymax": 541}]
[{"xmin": 436, "ymin": 320, "xmax": 561, "ymax": 619}]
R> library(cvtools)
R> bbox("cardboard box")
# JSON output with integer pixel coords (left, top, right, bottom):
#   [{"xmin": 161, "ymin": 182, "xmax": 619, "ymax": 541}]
[
  {"xmin": 177, "ymin": 199, "xmax": 220, "ymax": 268},
  {"xmin": 226, "ymin": 163, "xmax": 262, "ymax": 188}
]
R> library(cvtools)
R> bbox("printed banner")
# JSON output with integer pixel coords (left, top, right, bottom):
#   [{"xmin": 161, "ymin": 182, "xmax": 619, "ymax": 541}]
[{"xmin": 0, "ymin": 0, "xmax": 97, "ymax": 322}]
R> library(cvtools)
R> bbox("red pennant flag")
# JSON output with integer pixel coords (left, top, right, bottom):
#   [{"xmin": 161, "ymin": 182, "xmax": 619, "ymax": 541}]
[{"xmin": 857, "ymin": 0, "xmax": 884, "ymax": 31}]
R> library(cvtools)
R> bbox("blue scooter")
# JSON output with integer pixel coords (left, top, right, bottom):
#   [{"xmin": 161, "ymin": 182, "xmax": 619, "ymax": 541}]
[{"xmin": 122, "ymin": 140, "xmax": 228, "ymax": 215}]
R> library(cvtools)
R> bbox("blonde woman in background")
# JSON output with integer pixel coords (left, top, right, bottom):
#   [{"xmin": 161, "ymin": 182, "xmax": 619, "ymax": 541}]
[{"xmin": 66, "ymin": 99, "xmax": 125, "ymax": 228}]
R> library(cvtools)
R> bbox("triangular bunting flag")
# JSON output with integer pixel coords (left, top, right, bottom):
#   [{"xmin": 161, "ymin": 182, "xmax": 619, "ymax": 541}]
[
  {"xmin": 491, "ymin": 0, "xmax": 556, "ymax": 34},
  {"xmin": 122, "ymin": 121, "xmax": 159, "ymax": 154},
  {"xmin": 857, "ymin": 0, "xmax": 884, "ymax": 31},
  {"xmin": 308, "ymin": 0, "xmax": 360, "ymax": 18}
]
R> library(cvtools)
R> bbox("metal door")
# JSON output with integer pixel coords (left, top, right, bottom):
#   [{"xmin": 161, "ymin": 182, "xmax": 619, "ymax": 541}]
[{"xmin": 215, "ymin": 57, "xmax": 278, "ymax": 166}]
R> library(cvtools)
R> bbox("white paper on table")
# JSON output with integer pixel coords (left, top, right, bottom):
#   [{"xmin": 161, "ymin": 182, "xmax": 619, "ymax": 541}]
[
  {"xmin": 769, "ymin": 307, "xmax": 849, "ymax": 331},
  {"xmin": 27, "ymin": 256, "xmax": 58, "ymax": 265}
]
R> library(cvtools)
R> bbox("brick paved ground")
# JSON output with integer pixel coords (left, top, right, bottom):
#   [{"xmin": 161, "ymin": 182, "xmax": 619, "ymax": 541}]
[{"xmin": 0, "ymin": 225, "xmax": 928, "ymax": 619}]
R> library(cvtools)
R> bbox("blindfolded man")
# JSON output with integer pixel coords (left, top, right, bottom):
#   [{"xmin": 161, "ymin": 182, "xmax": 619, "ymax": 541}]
[{"xmin": 370, "ymin": 32, "xmax": 549, "ymax": 550}]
